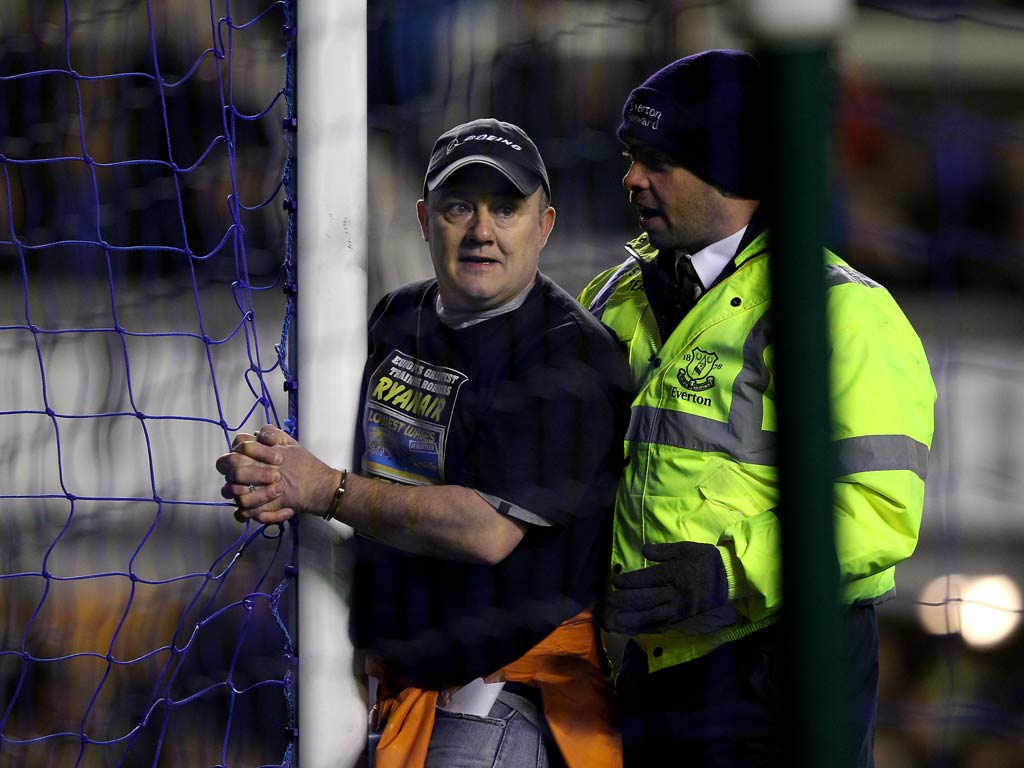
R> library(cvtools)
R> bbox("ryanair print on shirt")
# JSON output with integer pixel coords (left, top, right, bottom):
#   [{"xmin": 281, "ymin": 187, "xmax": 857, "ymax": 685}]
[{"xmin": 362, "ymin": 348, "xmax": 468, "ymax": 485}]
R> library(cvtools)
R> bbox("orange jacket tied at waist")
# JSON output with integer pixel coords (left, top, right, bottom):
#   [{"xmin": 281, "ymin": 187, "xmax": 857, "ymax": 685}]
[{"xmin": 370, "ymin": 608, "xmax": 622, "ymax": 768}]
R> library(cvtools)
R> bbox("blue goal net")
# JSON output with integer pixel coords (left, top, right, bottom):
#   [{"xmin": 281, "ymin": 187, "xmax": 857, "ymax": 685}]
[{"xmin": 1, "ymin": 1, "xmax": 298, "ymax": 765}]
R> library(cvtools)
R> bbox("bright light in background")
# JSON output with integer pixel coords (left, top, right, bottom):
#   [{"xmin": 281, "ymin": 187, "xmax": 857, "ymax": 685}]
[
  {"xmin": 917, "ymin": 574, "xmax": 966, "ymax": 635},
  {"xmin": 917, "ymin": 574, "xmax": 1023, "ymax": 649},
  {"xmin": 961, "ymin": 576, "xmax": 1023, "ymax": 649}
]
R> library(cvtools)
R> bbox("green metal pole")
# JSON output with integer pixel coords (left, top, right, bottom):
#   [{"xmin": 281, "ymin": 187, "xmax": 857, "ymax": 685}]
[
  {"xmin": 761, "ymin": 44, "xmax": 850, "ymax": 768},
  {"xmin": 731, "ymin": 3, "xmax": 854, "ymax": 761}
]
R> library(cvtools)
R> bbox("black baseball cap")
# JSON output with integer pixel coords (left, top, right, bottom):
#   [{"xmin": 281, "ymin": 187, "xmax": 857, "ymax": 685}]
[{"xmin": 423, "ymin": 118, "xmax": 551, "ymax": 200}]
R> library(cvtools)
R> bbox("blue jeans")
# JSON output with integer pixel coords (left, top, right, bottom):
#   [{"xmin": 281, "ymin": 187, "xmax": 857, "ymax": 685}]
[{"xmin": 425, "ymin": 698, "xmax": 551, "ymax": 768}]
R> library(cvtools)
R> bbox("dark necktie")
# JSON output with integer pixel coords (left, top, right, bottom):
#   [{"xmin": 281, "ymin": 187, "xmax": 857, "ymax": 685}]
[
  {"xmin": 646, "ymin": 251, "xmax": 705, "ymax": 342},
  {"xmin": 674, "ymin": 254, "xmax": 703, "ymax": 313}
]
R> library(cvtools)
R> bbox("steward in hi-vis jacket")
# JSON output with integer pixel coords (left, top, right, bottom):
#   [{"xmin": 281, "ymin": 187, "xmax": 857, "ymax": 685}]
[
  {"xmin": 584, "ymin": 49, "xmax": 937, "ymax": 767},
  {"xmin": 581, "ymin": 227, "xmax": 935, "ymax": 666}
]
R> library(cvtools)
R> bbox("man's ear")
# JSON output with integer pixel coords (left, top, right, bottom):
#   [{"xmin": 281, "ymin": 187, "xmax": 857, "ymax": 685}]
[
  {"xmin": 538, "ymin": 205, "xmax": 556, "ymax": 249},
  {"xmin": 416, "ymin": 199, "xmax": 429, "ymax": 242}
]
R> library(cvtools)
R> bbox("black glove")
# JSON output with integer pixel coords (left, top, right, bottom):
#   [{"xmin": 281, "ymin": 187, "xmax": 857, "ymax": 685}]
[{"xmin": 602, "ymin": 541, "xmax": 729, "ymax": 635}]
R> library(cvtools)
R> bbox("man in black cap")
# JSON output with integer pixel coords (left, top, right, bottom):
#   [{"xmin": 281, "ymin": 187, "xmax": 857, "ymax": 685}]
[
  {"xmin": 579, "ymin": 50, "xmax": 935, "ymax": 766},
  {"xmin": 218, "ymin": 118, "xmax": 629, "ymax": 766}
]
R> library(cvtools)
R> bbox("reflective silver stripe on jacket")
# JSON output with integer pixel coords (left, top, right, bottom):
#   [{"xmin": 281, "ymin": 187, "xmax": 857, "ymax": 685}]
[
  {"xmin": 625, "ymin": 263, "xmax": 928, "ymax": 480},
  {"xmin": 826, "ymin": 264, "xmax": 881, "ymax": 289},
  {"xmin": 627, "ymin": 408, "xmax": 928, "ymax": 480},
  {"xmin": 835, "ymin": 434, "xmax": 930, "ymax": 479},
  {"xmin": 587, "ymin": 250, "xmax": 641, "ymax": 320}
]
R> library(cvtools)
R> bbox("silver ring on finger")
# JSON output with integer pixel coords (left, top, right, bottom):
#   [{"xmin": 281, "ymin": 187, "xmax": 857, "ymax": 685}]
[{"xmin": 247, "ymin": 484, "xmax": 256, "ymax": 493}]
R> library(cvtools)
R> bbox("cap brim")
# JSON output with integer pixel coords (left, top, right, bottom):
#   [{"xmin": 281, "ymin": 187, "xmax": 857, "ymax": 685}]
[{"xmin": 425, "ymin": 155, "xmax": 540, "ymax": 197}]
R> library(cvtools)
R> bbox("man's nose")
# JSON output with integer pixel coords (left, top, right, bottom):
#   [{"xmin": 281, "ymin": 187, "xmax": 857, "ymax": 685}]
[
  {"xmin": 467, "ymin": 207, "xmax": 495, "ymax": 243},
  {"xmin": 623, "ymin": 161, "xmax": 648, "ymax": 192}
]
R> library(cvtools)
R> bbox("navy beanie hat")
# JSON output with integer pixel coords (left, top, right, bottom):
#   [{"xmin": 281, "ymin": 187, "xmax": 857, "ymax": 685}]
[{"xmin": 617, "ymin": 49, "xmax": 765, "ymax": 199}]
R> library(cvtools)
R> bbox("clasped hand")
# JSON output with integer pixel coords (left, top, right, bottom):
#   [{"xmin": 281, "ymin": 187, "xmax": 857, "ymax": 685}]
[
  {"xmin": 602, "ymin": 541, "xmax": 729, "ymax": 635},
  {"xmin": 215, "ymin": 424, "xmax": 334, "ymax": 525}
]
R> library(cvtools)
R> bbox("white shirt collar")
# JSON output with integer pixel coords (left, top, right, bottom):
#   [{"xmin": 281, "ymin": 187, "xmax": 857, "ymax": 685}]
[{"xmin": 686, "ymin": 225, "xmax": 748, "ymax": 296}]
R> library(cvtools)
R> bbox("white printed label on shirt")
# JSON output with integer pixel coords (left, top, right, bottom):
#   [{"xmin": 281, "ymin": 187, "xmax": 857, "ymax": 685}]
[{"xmin": 362, "ymin": 349, "xmax": 468, "ymax": 485}]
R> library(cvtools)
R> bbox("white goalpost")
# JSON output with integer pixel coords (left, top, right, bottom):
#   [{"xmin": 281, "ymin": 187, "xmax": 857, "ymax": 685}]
[{"xmin": 295, "ymin": 1, "xmax": 369, "ymax": 765}]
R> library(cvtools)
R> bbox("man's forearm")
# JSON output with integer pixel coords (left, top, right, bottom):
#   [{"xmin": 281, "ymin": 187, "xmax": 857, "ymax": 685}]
[
  {"xmin": 334, "ymin": 472, "xmax": 526, "ymax": 564},
  {"xmin": 218, "ymin": 427, "xmax": 526, "ymax": 564}
]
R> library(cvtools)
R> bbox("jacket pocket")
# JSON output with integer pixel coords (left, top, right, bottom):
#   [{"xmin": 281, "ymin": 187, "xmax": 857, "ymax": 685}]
[{"xmin": 695, "ymin": 464, "xmax": 770, "ymax": 531}]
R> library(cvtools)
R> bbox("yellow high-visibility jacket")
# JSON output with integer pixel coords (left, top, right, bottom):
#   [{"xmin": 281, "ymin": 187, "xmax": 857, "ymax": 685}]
[{"xmin": 578, "ymin": 230, "xmax": 936, "ymax": 672}]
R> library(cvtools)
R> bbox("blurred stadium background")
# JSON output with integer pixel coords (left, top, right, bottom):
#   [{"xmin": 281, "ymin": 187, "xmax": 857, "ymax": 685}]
[{"xmin": 2, "ymin": 1, "xmax": 1023, "ymax": 766}]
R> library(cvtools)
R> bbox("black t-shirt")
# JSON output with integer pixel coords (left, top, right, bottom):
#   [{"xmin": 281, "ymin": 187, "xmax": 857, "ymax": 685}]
[{"xmin": 350, "ymin": 274, "xmax": 630, "ymax": 690}]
